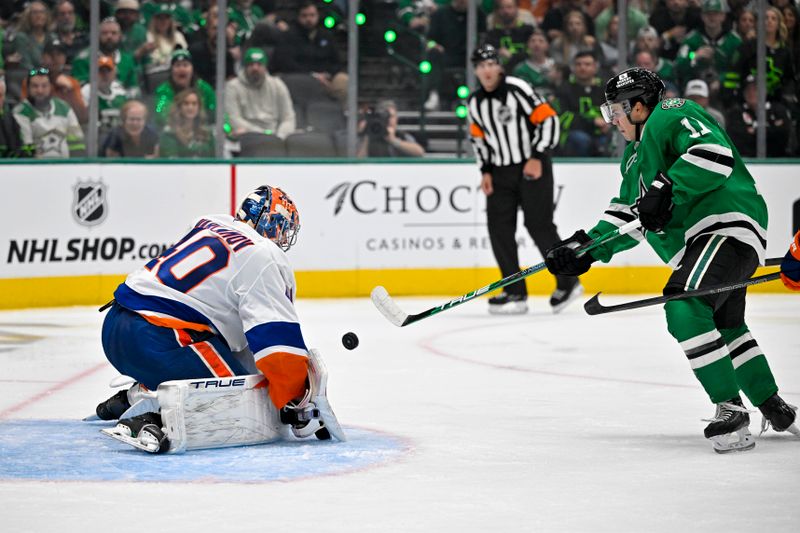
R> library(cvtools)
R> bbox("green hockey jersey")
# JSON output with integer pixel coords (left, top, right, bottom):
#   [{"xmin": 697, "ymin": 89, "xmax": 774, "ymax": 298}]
[{"xmin": 587, "ymin": 98, "xmax": 768, "ymax": 267}]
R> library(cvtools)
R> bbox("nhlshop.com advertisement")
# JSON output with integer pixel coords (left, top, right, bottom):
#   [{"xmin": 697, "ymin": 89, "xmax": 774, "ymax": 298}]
[{"xmin": 0, "ymin": 164, "xmax": 227, "ymax": 279}]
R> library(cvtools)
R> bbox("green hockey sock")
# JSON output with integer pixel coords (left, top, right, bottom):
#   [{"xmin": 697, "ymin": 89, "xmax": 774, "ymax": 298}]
[
  {"xmin": 721, "ymin": 326, "xmax": 778, "ymax": 406},
  {"xmin": 667, "ymin": 300, "xmax": 741, "ymax": 403}
]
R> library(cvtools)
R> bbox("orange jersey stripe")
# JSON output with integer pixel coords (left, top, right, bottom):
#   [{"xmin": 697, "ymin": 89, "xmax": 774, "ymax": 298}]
[
  {"xmin": 529, "ymin": 103, "xmax": 557, "ymax": 124},
  {"xmin": 469, "ymin": 122, "xmax": 485, "ymax": 138},
  {"xmin": 255, "ymin": 352, "xmax": 309, "ymax": 409},
  {"xmin": 174, "ymin": 328, "xmax": 193, "ymax": 347},
  {"xmin": 191, "ymin": 341, "xmax": 234, "ymax": 378},
  {"xmin": 141, "ymin": 313, "xmax": 212, "ymax": 333}
]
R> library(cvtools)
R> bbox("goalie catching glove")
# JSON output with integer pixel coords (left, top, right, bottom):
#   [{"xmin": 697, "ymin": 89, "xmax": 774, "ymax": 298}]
[
  {"xmin": 637, "ymin": 171, "xmax": 673, "ymax": 233},
  {"xmin": 781, "ymin": 230, "xmax": 800, "ymax": 291},
  {"xmin": 545, "ymin": 230, "xmax": 596, "ymax": 276}
]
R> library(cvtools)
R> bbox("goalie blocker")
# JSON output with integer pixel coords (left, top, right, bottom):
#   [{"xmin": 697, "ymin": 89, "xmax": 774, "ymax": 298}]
[{"xmin": 102, "ymin": 349, "xmax": 345, "ymax": 453}]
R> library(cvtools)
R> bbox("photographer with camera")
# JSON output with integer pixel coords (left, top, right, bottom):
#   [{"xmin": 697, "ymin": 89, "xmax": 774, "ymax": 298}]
[{"xmin": 357, "ymin": 99, "xmax": 425, "ymax": 158}]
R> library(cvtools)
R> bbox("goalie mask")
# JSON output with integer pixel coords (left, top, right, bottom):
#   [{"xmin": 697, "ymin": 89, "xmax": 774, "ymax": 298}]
[{"xmin": 236, "ymin": 186, "xmax": 300, "ymax": 251}]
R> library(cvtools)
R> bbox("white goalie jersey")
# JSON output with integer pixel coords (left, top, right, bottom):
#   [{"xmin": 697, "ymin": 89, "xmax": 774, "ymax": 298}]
[{"xmin": 114, "ymin": 214, "xmax": 309, "ymax": 367}]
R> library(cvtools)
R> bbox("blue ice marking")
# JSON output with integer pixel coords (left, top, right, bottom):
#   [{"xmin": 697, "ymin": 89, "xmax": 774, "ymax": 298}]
[{"xmin": 0, "ymin": 420, "xmax": 409, "ymax": 482}]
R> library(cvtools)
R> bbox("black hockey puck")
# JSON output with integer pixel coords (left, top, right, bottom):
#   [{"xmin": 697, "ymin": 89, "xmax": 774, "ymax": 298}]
[{"xmin": 342, "ymin": 332, "xmax": 359, "ymax": 350}]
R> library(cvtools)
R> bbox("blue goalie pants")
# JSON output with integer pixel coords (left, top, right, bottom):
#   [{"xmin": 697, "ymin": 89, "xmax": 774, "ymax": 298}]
[{"xmin": 101, "ymin": 303, "xmax": 248, "ymax": 391}]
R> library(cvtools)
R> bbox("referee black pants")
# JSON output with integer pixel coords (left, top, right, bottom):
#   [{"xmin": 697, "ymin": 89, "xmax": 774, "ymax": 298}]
[{"xmin": 486, "ymin": 159, "xmax": 571, "ymax": 297}]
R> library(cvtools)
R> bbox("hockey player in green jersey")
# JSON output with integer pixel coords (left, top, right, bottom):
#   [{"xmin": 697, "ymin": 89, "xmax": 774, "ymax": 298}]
[{"xmin": 544, "ymin": 67, "xmax": 799, "ymax": 453}]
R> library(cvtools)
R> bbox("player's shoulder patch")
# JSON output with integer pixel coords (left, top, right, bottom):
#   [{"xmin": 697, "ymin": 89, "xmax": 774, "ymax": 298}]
[{"xmin": 660, "ymin": 98, "xmax": 686, "ymax": 110}]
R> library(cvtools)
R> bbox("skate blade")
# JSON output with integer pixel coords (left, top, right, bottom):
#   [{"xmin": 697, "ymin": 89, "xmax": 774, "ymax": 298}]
[
  {"xmin": 100, "ymin": 428, "xmax": 161, "ymax": 453},
  {"xmin": 488, "ymin": 303, "xmax": 528, "ymax": 315},
  {"xmin": 787, "ymin": 423, "xmax": 800, "ymax": 437},
  {"xmin": 709, "ymin": 429, "xmax": 756, "ymax": 454},
  {"xmin": 82, "ymin": 414, "xmax": 101, "ymax": 422}
]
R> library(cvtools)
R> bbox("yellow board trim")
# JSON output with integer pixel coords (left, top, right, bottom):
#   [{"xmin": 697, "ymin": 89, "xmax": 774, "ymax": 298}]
[{"xmin": 0, "ymin": 266, "xmax": 784, "ymax": 310}]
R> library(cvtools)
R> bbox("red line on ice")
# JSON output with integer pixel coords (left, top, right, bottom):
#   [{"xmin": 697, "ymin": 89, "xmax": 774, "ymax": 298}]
[{"xmin": 0, "ymin": 362, "xmax": 108, "ymax": 420}]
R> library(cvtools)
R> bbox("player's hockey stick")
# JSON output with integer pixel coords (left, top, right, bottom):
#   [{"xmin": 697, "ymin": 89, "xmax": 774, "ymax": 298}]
[
  {"xmin": 584, "ymin": 269, "xmax": 782, "ymax": 316},
  {"xmin": 371, "ymin": 220, "xmax": 641, "ymax": 327}
]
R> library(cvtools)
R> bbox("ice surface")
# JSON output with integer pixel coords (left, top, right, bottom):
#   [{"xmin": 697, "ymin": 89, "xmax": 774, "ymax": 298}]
[{"xmin": 0, "ymin": 295, "xmax": 797, "ymax": 532}]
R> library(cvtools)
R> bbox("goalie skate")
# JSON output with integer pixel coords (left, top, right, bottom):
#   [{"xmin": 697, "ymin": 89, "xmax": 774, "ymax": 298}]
[
  {"xmin": 101, "ymin": 412, "xmax": 169, "ymax": 454},
  {"xmin": 283, "ymin": 349, "xmax": 346, "ymax": 442}
]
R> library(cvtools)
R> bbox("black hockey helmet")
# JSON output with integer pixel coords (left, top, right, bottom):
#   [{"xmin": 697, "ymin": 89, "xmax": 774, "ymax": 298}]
[
  {"xmin": 601, "ymin": 67, "xmax": 665, "ymax": 124},
  {"xmin": 471, "ymin": 44, "xmax": 499, "ymax": 66}
]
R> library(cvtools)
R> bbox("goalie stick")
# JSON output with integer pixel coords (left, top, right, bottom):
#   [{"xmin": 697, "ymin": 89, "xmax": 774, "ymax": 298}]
[
  {"xmin": 371, "ymin": 220, "xmax": 641, "ymax": 327},
  {"xmin": 584, "ymin": 269, "xmax": 782, "ymax": 316}
]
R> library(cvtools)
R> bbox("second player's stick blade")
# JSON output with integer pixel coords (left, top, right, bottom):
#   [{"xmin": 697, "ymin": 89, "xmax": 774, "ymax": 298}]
[
  {"xmin": 583, "ymin": 292, "xmax": 660, "ymax": 315},
  {"xmin": 370, "ymin": 286, "xmax": 410, "ymax": 327},
  {"xmin": 583, "ymin": 293, "xmax": 605, "ymax": 315}
]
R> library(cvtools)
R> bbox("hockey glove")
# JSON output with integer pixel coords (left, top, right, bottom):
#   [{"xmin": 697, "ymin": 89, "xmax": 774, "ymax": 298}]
[
  {"xmin": 780, "ymin": 230, "xmax": 800, "ymax": 291},
  {"xmin": 637, "ymin": 171, "xmax": 673, "ymax": 233},
  {"xmin": 545, "ymin": 230, "xmax": 596, "ymax": 276}
]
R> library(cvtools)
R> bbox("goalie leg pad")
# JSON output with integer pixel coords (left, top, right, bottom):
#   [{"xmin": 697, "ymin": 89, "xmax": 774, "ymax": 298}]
[{"xmin": 158, "ymin": 374, "xmax": 283, "ymax": 453}]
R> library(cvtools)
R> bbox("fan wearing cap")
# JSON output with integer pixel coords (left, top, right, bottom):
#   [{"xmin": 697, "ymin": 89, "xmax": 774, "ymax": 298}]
[
  {"xmin": 114, "ymin": 0, "xmax": 148, "ymax": 58},
  {"xmin": 151, "ymin": 49, "xmax": 216, "ymax": 128},
  {"xmin": 81, "ymin": 55, "xmax": 129, "ymax": 133},
  {"xmin": 141, "ymin": 0, "xmax": 194, "ymax": 32},
  {"xmin": 21, "ymin": 40, "xmax": 88, "ymax": 124},
  {"xmin": 545, "ymin": 67, "xmax": 798, "ymax": 453},
  {"xmin": 724, "ymin": 74, "xmax": 792, "ymax": 157},
  {"xmin": 142, "ymin": 3, "xmax": 188, "ymax": 76},
  {"xmin": 675, "ymin": 0, "xmax": 742, "ymax": 100},
  {"xmin": 224, "ymin": 47, "xmax": 296, "ymax": 139},
  {"xmin": 683, "ymin": 78, "xmax": 725, "ymax": 127}
]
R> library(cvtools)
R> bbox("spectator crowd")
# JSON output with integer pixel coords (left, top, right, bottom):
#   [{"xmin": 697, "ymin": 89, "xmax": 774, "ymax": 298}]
[{"xmin": 0, "ymin": 0, "xmax": 798, "ymax": 159}]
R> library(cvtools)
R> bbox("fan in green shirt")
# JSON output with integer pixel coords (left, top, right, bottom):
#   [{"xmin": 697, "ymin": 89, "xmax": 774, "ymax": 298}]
[
  {"xmin": 152, "ymin": 49, "xmax": 216, "ymax": 128},
  {"xmin": 159, "ymin": 87, "xmax": 216, "ymax": 158},
  {"xmin": 71, "ymin": 18, "xmax": 140, "ymax": 97}
]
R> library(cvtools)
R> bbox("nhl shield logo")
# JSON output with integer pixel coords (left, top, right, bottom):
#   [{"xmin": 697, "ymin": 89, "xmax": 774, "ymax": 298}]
[
  {"xmin": 497, "ymin": 105, "xmax": 513, "ymax": 125},
  {"xmin": 72, "ymin": 181, "xmax": 107, "ymax": 226}
]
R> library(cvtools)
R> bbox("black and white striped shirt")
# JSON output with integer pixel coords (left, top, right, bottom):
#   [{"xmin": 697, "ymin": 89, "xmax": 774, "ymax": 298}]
[{"xmin": 468, "ymin": 76, "xmax": 560, "ymax": 173}]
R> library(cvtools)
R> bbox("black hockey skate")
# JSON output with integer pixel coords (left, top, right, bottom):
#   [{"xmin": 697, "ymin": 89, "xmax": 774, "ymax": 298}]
[
  {"xmin": 703, "ymin": 396, "xmax": 755, "ymax": 454},
  {"xmin": 101, "ymin": 412, "xmax": 170, "ymax": 453},
  {"xmin": 488, "ymin": 292, "xmax": 528, "ymax": 315},
  {"xmin": 757, "ymin": 393, "xmax": 800, "ymax": 436},
  {"xmin": 95, "ymin": 389, "xmax": 131, "ymax": 420},
  {"xmin": 549, "ymin": 277, "xmax": 583, "ymax": 314},
  {"xmin": 280, "ymin": 405, "xmax": 331, "ymax": 441}
]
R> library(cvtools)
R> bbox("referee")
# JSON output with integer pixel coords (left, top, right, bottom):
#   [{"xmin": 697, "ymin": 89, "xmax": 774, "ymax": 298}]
[{"xmin": 467, "ymin": 44, "xmax": 581, "ymax": 314}]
